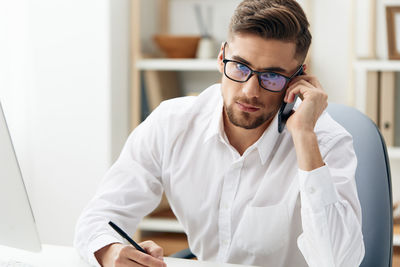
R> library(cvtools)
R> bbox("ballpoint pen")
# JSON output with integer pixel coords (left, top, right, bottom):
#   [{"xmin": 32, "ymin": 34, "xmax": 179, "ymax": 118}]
[{"xmin": 108, "ymin": 221, "xmax": 147, "ymax": 254}]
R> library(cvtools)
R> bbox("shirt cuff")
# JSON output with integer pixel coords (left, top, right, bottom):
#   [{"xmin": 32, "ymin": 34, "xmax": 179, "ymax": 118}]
[
  {"xmin": 298, "ymin": 165, "xmax": 339, "ymax": 213},
  {"xmin": 87, "ymin": 234, "xmax": 123, "ymax": 267}
]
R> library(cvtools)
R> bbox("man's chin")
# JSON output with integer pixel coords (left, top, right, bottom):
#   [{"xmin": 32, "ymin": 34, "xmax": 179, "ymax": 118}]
[
  {"xmin": 229, "ymin": 112, "xmax": 268, "ymax": 130},
  {"xmin": 224, "ymin": 104, "xmax": 278, "ymax": 130}
]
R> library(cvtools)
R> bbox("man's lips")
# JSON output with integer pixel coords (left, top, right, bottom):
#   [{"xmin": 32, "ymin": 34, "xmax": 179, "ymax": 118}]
[{"xmin": 236, "ymin": 102, "xmax": 260, "ymax": 112}]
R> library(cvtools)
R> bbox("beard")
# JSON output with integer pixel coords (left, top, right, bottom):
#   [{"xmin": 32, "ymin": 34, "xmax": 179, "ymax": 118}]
[{"xmin": 224, "ymin": 97, "xmax": 280, "ymax": 129}]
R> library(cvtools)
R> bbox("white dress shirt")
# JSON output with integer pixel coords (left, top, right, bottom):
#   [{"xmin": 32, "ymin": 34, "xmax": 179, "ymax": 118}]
[{"xmin": 74, "ymin": 84, "xmax": 365, "ymax": 267}]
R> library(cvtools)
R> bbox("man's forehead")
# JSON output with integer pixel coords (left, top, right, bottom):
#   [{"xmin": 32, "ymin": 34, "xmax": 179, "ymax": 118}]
[{"xmin": 227, "ymin": 35, "xmax": 299, "ymax": 72}]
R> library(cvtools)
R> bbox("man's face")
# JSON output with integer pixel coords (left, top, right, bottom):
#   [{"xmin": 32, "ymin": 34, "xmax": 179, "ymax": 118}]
[{"xmin": 217, "ymin": 34, "xmax": 301, "ymax": 130}]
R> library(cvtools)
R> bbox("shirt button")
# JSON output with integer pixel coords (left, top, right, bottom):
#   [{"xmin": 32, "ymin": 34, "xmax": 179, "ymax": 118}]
[{"xmin": 307, "ymin": 187, "xmax": 316, "ymax": 194}]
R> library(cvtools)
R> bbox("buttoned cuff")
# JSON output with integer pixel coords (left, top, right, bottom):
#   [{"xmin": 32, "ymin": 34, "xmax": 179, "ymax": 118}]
[
  {"xmin": 298, "ymin": 165, "xmax": 339, "ymax": 213},
  {"xmin": 87, "ymin": 234, "xmax": 122, "ymax": 267}
]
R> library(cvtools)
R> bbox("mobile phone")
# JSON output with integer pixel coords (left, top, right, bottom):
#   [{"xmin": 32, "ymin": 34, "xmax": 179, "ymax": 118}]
[
  {"xmin": 277, "ymin": 67, "xmax": 304, "ymax": 133},
  {"xmin": 278, "ymin": 95, "xmax": 298, "ymax": 133}
]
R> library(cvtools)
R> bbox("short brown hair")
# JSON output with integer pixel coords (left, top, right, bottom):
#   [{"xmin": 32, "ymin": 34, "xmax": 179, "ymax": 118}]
[{"xmin": 229, "ymin": 0, "xmax": 312, "ymax": 61}]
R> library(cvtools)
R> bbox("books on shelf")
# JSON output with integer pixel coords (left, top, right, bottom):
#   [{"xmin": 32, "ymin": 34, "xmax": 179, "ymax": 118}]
[
  {"xmin": 143, "ymin": 70, "xmax": 181, "ymax": 112},
  {"xmin": 366, "ymin": 71, "xmax": 379, "ymax": 124},
  {"xmin": 379, "ymin": 71, "xmax": 395, "ymax": 146},
  {"xmin": 354, "ymin": 60, "xmax": 400, "ymax": 148},
  {"xmin": 363, "ymin": 70, "xmax": 396, "ymax": 146}
]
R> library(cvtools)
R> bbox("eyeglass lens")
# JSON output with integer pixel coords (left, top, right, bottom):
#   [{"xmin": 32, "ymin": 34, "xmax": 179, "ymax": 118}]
[{"xmin": 225, "ymin": 61, "xmax": 287, "ymax": 91}]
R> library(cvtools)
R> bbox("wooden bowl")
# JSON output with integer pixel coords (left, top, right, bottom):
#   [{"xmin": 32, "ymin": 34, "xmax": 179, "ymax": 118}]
[{"xmin": 153, "ymin": 35, "xmax": 201, "ymax": 58}]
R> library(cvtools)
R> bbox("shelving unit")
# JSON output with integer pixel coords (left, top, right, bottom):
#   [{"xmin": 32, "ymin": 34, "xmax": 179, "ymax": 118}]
[
  {"xmin": 354, "ymin": 59, "xmax": 400, "ymax": 248},
  {"xmin": 354, "ymin": 60, "xmax": 400, "ymax": 70},
  {"xmin": 136, "ymin": 58, "xmax": 218, "ymax": 71},
  {"xmin": 388, "ymin": 147, "xmax": 400, "ymax": 160},
  {"xmin": 353, "ymin": 60, "xmax": 399, "ymax": 117},
  {"xmin": 139, "ymin": 217, "xmax": 184, "ymax": 233},
  {"xmin": 353, "ymin": 59, "xmax": 399, "ymax": 145},
  {"xmin": 130, "ymin": 0, "xmax": 220, "ymax": 247},
  {"xmin": 395, "ymin": 224, "xmax": 400, "ymax": 246}
]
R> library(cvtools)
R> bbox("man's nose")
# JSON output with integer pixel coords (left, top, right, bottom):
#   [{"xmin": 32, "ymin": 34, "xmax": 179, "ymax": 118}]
[{"xmin": 242, "ymin": 74, "xmax": 261, "ymax": 98}]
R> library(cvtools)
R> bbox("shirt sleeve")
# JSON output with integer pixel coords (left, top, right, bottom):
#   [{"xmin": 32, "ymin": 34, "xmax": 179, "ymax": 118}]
[
  {"xmin": 296, "ymin": 133, "xmax": 365, "ymax": 267},
  {"xmin": 73, "ymin": 106, "xmax": 166, "ymax": 266}
]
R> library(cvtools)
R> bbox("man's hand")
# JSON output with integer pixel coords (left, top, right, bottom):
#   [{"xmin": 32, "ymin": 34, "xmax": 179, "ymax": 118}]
[
  {"xmin": 284, "ymin": 74, "xmax": 328, "ymax": 134},
  {"xmin": 95, "ymin": 241, "xmax": 166, "ymax": 267},
  {"xmin": 283, "ymin": 73, "xmax": 327, "ymax": 171}
]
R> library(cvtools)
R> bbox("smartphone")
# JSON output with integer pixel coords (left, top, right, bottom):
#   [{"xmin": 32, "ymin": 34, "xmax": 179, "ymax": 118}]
[{"xmin": 277, "ymin": 67, "xmax": 304, "ymax": 133}]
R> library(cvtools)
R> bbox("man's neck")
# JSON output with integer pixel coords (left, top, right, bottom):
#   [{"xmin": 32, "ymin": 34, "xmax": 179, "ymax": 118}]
[{"xmin": 223, "ymin": 111, "xmax": 272, "ymax": 156}]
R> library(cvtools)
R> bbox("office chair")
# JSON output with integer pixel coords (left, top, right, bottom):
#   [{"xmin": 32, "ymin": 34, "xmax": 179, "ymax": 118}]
[
  {"xmin": 327, "ymin": 103, "xmax": 393, "ymax": 267},
  {"xmin": 171, "ymin": 103, "xmax": 394, "ymax": 266}
]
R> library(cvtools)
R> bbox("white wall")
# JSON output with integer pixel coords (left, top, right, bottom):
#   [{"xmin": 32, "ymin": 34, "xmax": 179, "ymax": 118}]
[
  {"xmin": 308, "ymin": 0, "xmax": 353, "ymax": 105},
  {"xmin": 0, "ymin": 0, "xmax": 130, "ymax": 245}
]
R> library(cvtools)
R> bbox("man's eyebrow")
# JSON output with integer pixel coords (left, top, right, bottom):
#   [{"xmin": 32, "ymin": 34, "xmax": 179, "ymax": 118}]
[{"xmin": 231, "ymin": 55, "xmax": 288, "ymax": 73}]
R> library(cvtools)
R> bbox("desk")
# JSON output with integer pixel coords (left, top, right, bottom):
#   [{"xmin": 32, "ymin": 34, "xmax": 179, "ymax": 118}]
[{"xmin": 0, "ymin": 244, "xmax": 254, "ymax": 267}]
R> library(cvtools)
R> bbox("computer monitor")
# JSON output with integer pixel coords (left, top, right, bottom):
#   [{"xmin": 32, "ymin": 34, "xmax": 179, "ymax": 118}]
[{"xmin": 0, "ymin": 101, "xmax": 41, "ymax": 252}]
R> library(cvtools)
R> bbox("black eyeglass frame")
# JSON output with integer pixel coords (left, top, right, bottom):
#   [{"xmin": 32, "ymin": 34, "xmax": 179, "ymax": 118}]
[{"xmin": 222, "ymin": 42, "xmax": 304, "ymax": 93}]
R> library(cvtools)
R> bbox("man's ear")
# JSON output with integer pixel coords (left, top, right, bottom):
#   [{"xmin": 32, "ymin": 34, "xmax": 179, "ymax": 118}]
[{"xmin": 217, "ymin": 42, "xmax": 225, "ymax": 74}]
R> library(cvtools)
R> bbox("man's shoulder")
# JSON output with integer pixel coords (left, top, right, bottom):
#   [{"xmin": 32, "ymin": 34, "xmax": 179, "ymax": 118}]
[{"xmin": 314, "ymin": 110, "xmax": 353, "ymax": 149}]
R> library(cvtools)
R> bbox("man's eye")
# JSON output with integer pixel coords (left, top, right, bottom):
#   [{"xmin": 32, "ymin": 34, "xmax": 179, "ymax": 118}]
[
  {"xmin": 262, "ymin": 72, "xmax": 279, "ymax": 79},
  {"xmin": 235, "ymin": 63, "xmax": 249, "ymax": 72}
]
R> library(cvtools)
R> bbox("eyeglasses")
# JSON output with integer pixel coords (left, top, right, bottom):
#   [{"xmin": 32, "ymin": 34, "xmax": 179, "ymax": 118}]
[{"xmin": 222, "ymin": 42, "xmax": 304, "ymax": 92}]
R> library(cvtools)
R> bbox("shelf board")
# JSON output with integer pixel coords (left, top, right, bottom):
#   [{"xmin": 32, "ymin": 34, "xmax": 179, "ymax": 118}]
[
  {"xmin": 354, "ymin": 60, "xmax": 400, "ymax": 71},
  {"xmin": 395, "ymin": 234, "xmax": 400, "ymax": 246},
  {"xmin": 138, "ymin": 217, "xmax": 184, "ymax": 233},
  {"xmin": 395, "ymin": 224, "xmax": 400, "ymax": 246},
  {"xmin": 136, "ymin": 58, "xmax": 218, "ymax": 71},
  {"xmin": 388, "ymin": 147, "xmax": 400, "ymax": 160}
]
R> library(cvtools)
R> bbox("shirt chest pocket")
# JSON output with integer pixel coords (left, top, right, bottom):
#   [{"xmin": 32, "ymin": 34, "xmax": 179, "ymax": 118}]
[{"xmin": 234, "ymin": 203, "xmax": 290, "ymax": 255}]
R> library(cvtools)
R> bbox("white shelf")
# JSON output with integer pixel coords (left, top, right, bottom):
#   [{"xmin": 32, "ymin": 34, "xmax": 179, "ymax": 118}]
[
  {"xmin": 388, "ymin": 147, "xmax": 400, "ymax": 160},
  {"xmin": 354, "ymin": 60, "xmax": 400, "ymax": 71},
  {"xmin": 138, "ymin": 217, "xmax": 185, "ymax": 233},
  {"xmin": 136, "ymin": 58, "xmax": 218, "ymax": 71},
  {"xmin": 394, "ymin": 234, "xmax": 400, "ymax": 246}
]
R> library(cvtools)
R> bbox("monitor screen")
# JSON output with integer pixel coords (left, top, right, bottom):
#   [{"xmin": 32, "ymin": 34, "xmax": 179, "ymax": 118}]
[{"xmin": 0, "ymin": 102, "xmax": 41, "ymax": 252}]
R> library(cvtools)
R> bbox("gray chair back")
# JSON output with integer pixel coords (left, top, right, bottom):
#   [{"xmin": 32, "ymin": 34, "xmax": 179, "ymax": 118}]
[{"xmin": 327, "ymin": 103, "xmax": 393, "ymax": 267}]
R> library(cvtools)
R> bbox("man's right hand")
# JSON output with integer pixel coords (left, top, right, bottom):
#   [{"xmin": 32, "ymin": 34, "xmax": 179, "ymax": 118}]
[{"xmin": 95, "ymin": 241, "xmax": 167, "ymax": 267}]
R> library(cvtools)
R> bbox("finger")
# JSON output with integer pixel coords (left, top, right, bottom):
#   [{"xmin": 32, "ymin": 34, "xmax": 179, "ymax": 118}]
[
  {"xmin": 285, "ymin": 80, "xmax": 314, "ymax": 102},
  {"xmin": 288, "ymin": 84, "xmax": 328, "ymax": 108},
  {"xmin": 288, "ymin": 79, "xmax": 314, "ymax": 92},
  {"xmin": 122, "ymin": 247, "xmax": 166, "ymax": 267},
  {"xmin": 140, "ymin": 240, "xmax": 164, "ymax": 260},
  {"xmin": 286, "ymin": 84, "xmax": 311, "ymax": 103}
]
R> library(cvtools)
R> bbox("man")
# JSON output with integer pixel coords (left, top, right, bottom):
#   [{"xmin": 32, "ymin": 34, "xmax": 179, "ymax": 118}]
[{"xmin": 74, "ymin": 0, "xmax": 365, "ymax": 266}]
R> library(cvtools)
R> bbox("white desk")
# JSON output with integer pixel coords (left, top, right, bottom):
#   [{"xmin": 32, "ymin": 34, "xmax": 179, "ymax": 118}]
[{"xmin": 0, "ymin": 244, "xmax": 254, "ymax": 267}]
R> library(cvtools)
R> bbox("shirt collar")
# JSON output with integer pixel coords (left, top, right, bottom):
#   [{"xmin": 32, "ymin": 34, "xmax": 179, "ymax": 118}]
[
  {"xmin": 203, "ymin": 91, "xmax": 294, "ymax": 165},
  {"xmin": 254, "ymin": 97, "xmax": 303, "ymax": 164},
  {"xmin": 203, "ymin": 94, "xmax": 224, "ymax": 144},
  {"xmin": 254, "ymin": 112, "xmax": 282, "ymax": 165},
  {"xmin": 203, "ymin": 105, "xmax": 283, "ymax": 164}
]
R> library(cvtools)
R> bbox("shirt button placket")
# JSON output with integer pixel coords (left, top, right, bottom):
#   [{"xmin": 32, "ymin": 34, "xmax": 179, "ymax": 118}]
[{"xmin": 217, "ymin": 160, "xmax": 242, "ymax": 261}]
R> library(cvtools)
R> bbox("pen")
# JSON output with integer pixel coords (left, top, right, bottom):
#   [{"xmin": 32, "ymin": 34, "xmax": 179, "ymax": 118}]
[{"xmin": 108, "ymin": 221, "xmax": 147, "ymax": 254}]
